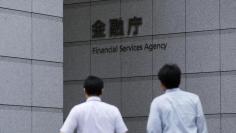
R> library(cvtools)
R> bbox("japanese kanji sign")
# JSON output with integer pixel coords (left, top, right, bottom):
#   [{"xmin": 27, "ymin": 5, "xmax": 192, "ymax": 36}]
[{"xmin": 92, "ymin": 16, "xmax": 143, "ymax": 38}]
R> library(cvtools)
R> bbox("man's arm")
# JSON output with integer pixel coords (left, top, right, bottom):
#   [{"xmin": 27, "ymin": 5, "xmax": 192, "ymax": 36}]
[
  {"xmin": 114, "ymin": 108, "xmax": 128, "ymax": 133},
  {"xmin": 196, "ymin": 97, "xmax": 208, "ymax": 133},
  {"xmin": 60, "ymin": 107, "xmax": 77, "ymax": 133},
  {"xmin": 147, "ymin": 100, "xmax": 162, "ymax": 133}
]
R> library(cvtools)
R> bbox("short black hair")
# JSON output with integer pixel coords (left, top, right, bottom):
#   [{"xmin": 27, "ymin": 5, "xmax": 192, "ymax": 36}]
[
  {"xmin": 83, "ymin": 76, "xmax": 104, "ymax": 96},
  {"xmin": 158, "ymin": 64, "xmax": 181, "ymax": 89}
]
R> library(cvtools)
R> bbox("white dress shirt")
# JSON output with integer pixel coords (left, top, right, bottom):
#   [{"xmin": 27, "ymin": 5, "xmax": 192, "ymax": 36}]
[
  {"xmin": 60, "ymin": 96, "xmax": 128, "ymax": 133},
  {"xmin": 147, "ymin": 88, "xmax": 208, "ymax": 133}
]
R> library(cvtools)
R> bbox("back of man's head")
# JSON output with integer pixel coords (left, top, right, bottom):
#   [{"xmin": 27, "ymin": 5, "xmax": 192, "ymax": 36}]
[
  {"xmin": 84, "ymin": 76, "xmax": 104, "ymax": 96},
  {"xmin": 158, "ymin": 64, "xmax": 181, "ymax": 89}
]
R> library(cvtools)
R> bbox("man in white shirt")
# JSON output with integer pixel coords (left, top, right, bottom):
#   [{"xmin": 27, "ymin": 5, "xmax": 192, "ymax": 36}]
[
  {"xmin": 60, "ymin": 76, "xmax": 128, "ymax": 133},
  {"xmin": 147, "ymin": 64, "xmax": 208, "ymax": 133}
]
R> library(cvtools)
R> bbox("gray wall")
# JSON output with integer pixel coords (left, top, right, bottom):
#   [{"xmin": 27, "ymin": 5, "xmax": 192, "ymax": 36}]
[
  {"xmin": 64, "ymin": 0, "xmax": 236, "ymax": 133},
  {"xmin": 0, "ymin": 0, "xmax": 63, "ymax": 132}
]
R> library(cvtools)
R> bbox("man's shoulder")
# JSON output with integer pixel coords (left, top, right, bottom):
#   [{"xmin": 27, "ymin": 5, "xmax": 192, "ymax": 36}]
[
  {"xmin": 101, "ymin": 102, "xmax": 120, "ymax": 111},
  {"xmin": 71, "ymin": 102, "xmax": 86, "ymax": 111},
  {"xmin": 73, "ymin": 101, "xmax": 119, "ymax": 109},
  {"xmin": 181, "ymin": 90, "xmax": 200, "ymax": 100},
  {"xmin": 152, "ymin": 94, "xmax": 168, "ymax": 105},
  {"xmin": 70, "ymin": 101, "xmax": 91, "ymax": 112},
  {"xmin": 152, "ymin": 89, "xmax": 200, "ymax": 104}
]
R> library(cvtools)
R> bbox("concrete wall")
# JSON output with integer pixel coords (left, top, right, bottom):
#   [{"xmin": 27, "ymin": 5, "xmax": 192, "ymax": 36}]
[
  {"xmin": 0, "ymin": 0, "xmax": 63, "ymax": 132},
  {"xmin": 64, "ymin": 0, "xmax": 236, "ymax": 133}
]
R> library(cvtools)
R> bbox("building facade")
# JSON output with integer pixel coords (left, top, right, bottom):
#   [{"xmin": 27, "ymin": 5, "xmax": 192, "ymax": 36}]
[
  {"xmin": 64, "ymin": 0, "xmax": 236, "ymax": 133},
  {"xmin": 1, "ymin": 0, "xmax": 236, "ymax": 133},
  {"xmin": 0, "ymin": 0, "xmax": 63, "ymax": 132}
]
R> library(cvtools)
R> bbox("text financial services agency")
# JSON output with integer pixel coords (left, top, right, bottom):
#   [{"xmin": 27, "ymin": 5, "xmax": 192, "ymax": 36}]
[{"xmin": 92, "ymin": 43, "xmax": 168, "ymax": 55}]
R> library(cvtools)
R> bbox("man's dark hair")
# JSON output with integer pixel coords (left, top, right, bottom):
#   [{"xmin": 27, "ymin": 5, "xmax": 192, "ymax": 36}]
[
  {"xmin": 158, "ymin": 64, "xmax": 181, "ymax": 89},
  {"xmin": 83, "ymin": 76, "xmax": 104, "ymax": 96}
]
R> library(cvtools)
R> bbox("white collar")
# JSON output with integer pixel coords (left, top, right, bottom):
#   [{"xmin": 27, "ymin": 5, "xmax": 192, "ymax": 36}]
[
  {"xmin": 165, "ymin": 88, "xmax": 180, "ymax": 93},
  {"xmin": 86, "ymin": 96, "xmax": 102, "ymax": 102}
]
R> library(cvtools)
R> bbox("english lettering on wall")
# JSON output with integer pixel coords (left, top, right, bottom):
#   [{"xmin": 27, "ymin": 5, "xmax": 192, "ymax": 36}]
[{"xmin": 92, "ymin": 43, "xmax": 167, "ymax": 55}]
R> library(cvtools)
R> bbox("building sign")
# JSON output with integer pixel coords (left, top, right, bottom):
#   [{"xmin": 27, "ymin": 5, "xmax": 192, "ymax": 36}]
[
  {"xmin": 91, "ymin": 16, "xmax": 168, "ymax": 55},
  {"xmin": 92, "ymin": 43, "xmax": 167, "ymax": 55},
  {"xmin": 92, "ymin": 16, "xmax": 143, "ymax": 38},
  {"xmin": 92, "ymin": 20, "xmax": 106, "ymax": 38}
]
